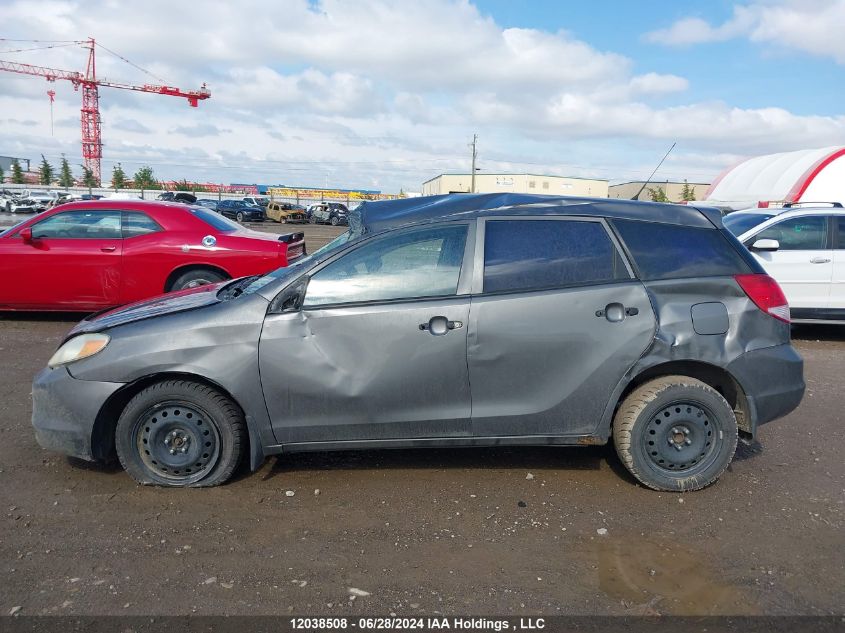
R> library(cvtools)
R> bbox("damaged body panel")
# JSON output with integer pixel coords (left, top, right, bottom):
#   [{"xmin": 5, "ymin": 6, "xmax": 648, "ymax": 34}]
[{"xmin": 32, "ymin": 193, "xmax": 805, "ymax": 490}]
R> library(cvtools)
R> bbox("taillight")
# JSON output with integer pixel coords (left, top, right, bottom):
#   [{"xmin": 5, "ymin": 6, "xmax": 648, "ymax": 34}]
[{"xmin": 734, "ymin": 274, "xmax": 790, "ymax": 323}]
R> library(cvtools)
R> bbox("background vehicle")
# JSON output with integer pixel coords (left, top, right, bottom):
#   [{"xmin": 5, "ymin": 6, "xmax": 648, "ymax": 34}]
[
  {"xmin": 726, "ymin": 204, "xmax": 845, "ymax": 323},
  {"xmin": 31, "ymin": 194, "xmax": 803, "ymax": 491},
  {"xmin": 308, "ymin": 202, "xmax": 348, "ymax": 225},
  {"xmin": 266, "ymin": 201, "xmax": 307, "ymax": 223},
  {"xmin": 156, "ymin": 192, "xmax": 197, "ymax": 204},
  {"xmin": 243, "ymin": 196, "xmax": 270, "ymax": 209},
  {"xmin": 0, "ymin": 200, "xmax": 304, "ymax": 311},
  {"xmin": 194, "ymin": 198, "xmax": 220, "ymax": 210},
  {"xmin": 216, "ymin": 199, "xmax": 265, "ymax": 223}
]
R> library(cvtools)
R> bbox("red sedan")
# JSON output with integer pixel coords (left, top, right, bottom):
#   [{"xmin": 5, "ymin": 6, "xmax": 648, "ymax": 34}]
[{"xmin": 0, "ymin": 200, "xmax": 305, "ymax": 311}]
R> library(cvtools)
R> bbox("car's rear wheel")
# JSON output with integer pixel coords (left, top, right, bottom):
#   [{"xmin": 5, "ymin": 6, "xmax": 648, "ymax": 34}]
[
  {"xmin": 612, "ymin": 376, "xmax": 738, "ymax": 492},
  {"xmin": 168, "ymin": 268, "xmax": 226, "ymax": 291},
  {"xmin": 330, "ymin": 215, "xmax": 339, "ymax": 226},
  {"xmin": 115, "ymin": 380, "xmax": 246, "ymax": 487},
  {"xmin": 236, "ymin": 211, "xmax": 244, "ymax": 223}
]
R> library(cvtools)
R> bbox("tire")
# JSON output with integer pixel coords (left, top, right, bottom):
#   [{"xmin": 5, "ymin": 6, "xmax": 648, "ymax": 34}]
[
  {"xmin": 330, "ymin": 215, "xmax": 339, "ymax": 226},
  {"xmin": 612, "ymin": 376, "xmax": 738, "ymax": 492},
  {"xmin": 115, "ymin": 380, "xmax": 246, "ymax": 487},
  {"xmin": 236, "ymin": 211, "xmax": 244, "ymax": 223},
  {"xmin": 309, "ymin": 214, "xmax": 317, "ymax": 224},
  {"xmin": 168, "ymin": 268, "xmax": 226, "ymax": 291}
]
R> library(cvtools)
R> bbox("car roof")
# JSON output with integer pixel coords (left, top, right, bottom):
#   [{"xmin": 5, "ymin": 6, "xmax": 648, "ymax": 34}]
[
  {"xmin": 352, "ymin": 193, "xmax": 720, "ymax": 234},
  {"xmin": 51, "ymin": 199, "xmax": 196, "ymax": 214}
]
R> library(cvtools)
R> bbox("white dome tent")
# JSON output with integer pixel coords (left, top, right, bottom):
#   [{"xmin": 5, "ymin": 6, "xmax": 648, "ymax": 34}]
[{"xmin": 703, "ymin": 146, "xmax": 845, "ymax": 210}]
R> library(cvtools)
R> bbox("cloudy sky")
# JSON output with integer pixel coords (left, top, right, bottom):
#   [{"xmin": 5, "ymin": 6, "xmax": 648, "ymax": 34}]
[{"xmin": 1, "ymin": 0, "xmax": 844, "ymax": 192}]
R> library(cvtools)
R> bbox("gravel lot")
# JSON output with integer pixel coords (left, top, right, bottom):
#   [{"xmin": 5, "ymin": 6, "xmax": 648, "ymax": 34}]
[{"xmin": 0, "ymin": 221, "xmax": 842, "ymax": 617}]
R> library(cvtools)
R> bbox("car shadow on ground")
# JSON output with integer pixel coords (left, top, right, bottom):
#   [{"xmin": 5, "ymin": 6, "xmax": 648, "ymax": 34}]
[
  {"xmin": 0, "ymin": 311, "xmax": 86, "ymax": 323},
  {"xmin": 259, "ymin": 444, "xmax": 610, "ymax": 482},
  {"xmin": 791, "ymin": 324, "xmax": 845, "ymax": 342}
]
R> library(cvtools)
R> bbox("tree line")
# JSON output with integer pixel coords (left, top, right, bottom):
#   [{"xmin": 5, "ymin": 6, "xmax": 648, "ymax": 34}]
[{"xmin": 0, "ymin": 156, "xmax": 172, "ymax": 191}]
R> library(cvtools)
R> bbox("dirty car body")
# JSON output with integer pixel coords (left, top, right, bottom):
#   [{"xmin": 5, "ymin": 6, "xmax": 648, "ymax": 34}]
[{"xmin": 32, "ymin": 194, "xmax": 804, "ymax": 490}]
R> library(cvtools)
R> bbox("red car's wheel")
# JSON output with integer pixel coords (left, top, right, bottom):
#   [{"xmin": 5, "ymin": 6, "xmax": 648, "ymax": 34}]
[{"xmin": 168, "ymin": 268, "xmax": 226, "ymax": 291}]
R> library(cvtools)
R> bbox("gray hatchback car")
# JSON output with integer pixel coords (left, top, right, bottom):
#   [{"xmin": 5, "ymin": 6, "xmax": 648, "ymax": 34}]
[{"xmin": 32, "ymin": 194, "xmax": 805, "ymax": 491}]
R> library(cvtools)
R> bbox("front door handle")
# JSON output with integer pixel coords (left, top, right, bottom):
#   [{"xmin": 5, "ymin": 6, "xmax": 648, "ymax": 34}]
[
  {"xmin": 596, "ymin": 303, "xmax": 637, "ymax": 322},
  {"xmin": 810, "ymin": 257, "xmax": 831, "ymax": 264},
  {"xmin": 100, "ymin": 245, "xmax": 117, "ymax": 252},
  {"xmin": 419, "ymin": 316, "xmax": 463, "ymax": 335}
]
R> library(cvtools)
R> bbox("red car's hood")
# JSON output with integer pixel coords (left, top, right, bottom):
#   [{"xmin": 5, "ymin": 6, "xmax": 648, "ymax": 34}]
[{"xmin": 67, "ymin": 282, "xmax": 225, "ymax": 336}]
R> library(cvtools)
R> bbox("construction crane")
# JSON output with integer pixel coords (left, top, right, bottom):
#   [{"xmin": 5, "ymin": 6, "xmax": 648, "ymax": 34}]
[{"xmin": 0, "ymin": 37, "xmax": 210, "ymax": 184}]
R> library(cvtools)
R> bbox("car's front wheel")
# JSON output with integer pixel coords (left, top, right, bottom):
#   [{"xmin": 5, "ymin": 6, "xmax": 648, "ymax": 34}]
[
  {"xmin": 236, "ymin": 211, "xmax": 244, "ymax": 223},
  {"xmin": 330, "ymin": 215, "xmax": 339, "ymax": 226},
  {"xmin": 115, "ymin": 380, "xmax": 246, "ymax": 487},
  {"xmin": 612, "ymin": 376, "xmax": 738, "ymax": 492}
]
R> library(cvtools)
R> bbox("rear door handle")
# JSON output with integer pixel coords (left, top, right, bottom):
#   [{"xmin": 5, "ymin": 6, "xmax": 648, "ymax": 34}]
[
  {"xmin": 100, "ymin": 246, "xmax": 117, "ymax": 252},
  {"xmin": 419, "ymin": 316, "xmax": 463, "ymax": 335},
  {"xmin": 810, "ymin": 257, "xmax": 831, "ymax": 264}
]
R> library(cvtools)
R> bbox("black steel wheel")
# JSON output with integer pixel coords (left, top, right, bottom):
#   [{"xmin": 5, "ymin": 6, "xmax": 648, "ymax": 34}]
[
  {"xmin": 115, "ymin": 380, "xmax": 246, "ymax": 487},
  {"xmin": 613, "ymin": 376, "xmax": 738, "ymax": 492}
]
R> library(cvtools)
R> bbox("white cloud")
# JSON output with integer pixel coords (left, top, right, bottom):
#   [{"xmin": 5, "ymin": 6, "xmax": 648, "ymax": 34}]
[
  {"xmin": 0, "ymin": 0, "xmax": 843, "ymax": 193},
  {"xmin": 645, "ymin": 1, "xmax": 845, "ymax": 64}
]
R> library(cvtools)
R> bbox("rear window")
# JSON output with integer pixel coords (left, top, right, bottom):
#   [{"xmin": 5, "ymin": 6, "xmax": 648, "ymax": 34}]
[
  {"xmin": 188, "ymin": 207, "xmax": 239, "ymax": 232},
  {"xmin": 612, "ymin": 219, "xmax": 751, "ymax": 280},
  {"xmin": 723, "ymin": 212, "xmax": 775, "ymax": 236},
  {"xmin": 483, "ymin": 219, "xmax": 629, "ymax": 293}
]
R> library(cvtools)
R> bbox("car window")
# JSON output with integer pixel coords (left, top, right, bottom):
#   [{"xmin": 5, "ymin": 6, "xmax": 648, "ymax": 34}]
[
  {"xmin": 723, "ymin": 212, "xmax": 775, "ymax": 236},
  {"xmin": 838, "ymin": 217, "xmax": 845, "ymax": 249},
  {"xmin": 32, "ymin": 210, "xmax": 121, "ymax": 239},
  {"xmin": 753, "ymin": 216, "xmax": 828, "ymax": 250},
  {"xmin": 304, "ymin": 224, "xmax": 468, "ymax": 306},
  {"xmin": 483, "ymin": 219, "xmax": 629, "ymax": 293},
  {"xmin": 122, "ymin": 211, "xmax": 162, "ymax": 238},
  {"xmin": 612, "ymin": 219, "xmax": 752, "ymax": 280},
  {"xmin": 188, "ymin": 207, "xmax": 239, "ymax": 232}
]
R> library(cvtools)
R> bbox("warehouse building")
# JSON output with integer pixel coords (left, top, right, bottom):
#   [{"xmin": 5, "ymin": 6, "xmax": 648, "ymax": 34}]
[
  {"xmin": 608, "ymin": 180, "xmax": 709, "ymax": 202},
  {"xmin": 421, "ymin": 173, "xmax": 608, "ymax": 198}
]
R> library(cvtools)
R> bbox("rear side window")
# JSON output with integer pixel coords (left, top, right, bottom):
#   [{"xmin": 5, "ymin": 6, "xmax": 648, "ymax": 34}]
[
  {"xmin": 483, "ymin": 219, "xmax": 629, "ymax": 293},
  {"xmin": 188, "ymin": 207, "xmax": 239, "ymax": 232},
  {"xmin": 122, "ymin": 211, "xmax": 161, "ymax": 237},
  {"xmin": 612, "ymin": 219, "xmax": 751, "ymax": 280},
  {"xmin": 838, "ymin": 217, "xmax": 845, "ymax": 249}
]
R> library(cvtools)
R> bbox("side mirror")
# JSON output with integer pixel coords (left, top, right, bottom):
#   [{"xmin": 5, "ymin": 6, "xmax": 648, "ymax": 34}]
[
  {"xmin": 19, "ymin": 227, "xmax": 33, "ymax": 244},
  {"xmin": 751, "ymin": 238, "xmax": 779, "ymax": 252},
  {"xmin": 271, "ymin": 278, "xmax": 308, "ymax": 313}
]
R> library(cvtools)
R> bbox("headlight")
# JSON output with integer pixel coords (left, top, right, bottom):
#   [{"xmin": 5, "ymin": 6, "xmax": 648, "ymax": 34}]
[{"xmin": 48, "ymin": 333, "xmax": 110, "ymax": 367}]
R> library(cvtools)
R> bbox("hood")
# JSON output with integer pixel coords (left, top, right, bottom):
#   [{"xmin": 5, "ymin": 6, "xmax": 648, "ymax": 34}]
[{"xmin": 68, "ymin": 282, "xmax": 225, "ymax": 336}]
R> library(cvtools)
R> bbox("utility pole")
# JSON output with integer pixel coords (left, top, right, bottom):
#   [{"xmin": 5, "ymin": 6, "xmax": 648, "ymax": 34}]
[{"xmin": 469, "ymin": 133, "xmax": 478, "ymax": 193}]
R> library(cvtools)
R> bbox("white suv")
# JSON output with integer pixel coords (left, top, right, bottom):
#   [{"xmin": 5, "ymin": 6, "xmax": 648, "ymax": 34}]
[{"xmin": 724, "ymin": 204, "xmax": 845, "ymax": 323}]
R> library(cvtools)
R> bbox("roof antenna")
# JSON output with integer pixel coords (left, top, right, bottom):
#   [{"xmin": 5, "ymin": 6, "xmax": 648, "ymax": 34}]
[{"xmin": 633, "ymin": 142, "xmax": 676, "ymax": 200}]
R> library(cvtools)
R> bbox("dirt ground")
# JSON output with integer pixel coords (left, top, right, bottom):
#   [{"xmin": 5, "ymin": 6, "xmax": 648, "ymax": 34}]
[{"xmin": 0, "ymin": 222, "xmax": 842, "ymax": 617}]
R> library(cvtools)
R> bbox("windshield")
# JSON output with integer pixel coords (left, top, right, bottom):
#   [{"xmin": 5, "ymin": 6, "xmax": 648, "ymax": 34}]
[
  {"xmin": 188, "ymin": 206, "xmax": 241, "ymax": 232},
  {"xmin": 723, "ymin": 212, "xmax": 776, "ymax": 236},
  {"xmin": 242, "ymin": 229, "xmax": 358, "ymax": 294},
  {"xmin": 254, "ymin": 197, "xmax": 270, "ymax": 205}
]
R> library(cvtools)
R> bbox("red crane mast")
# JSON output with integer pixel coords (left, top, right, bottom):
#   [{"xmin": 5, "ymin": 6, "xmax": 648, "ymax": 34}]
[{"xmin": 0, "ymin": 38, "xmax": 210, "ymax": 184}]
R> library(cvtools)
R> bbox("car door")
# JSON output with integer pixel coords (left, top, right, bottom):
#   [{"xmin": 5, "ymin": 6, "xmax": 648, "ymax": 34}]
[
  {"xmin": 745, "ymin": 214, "xmax": 833, "ymax": 311},
  {"xmin": 468, "ymin": 217, "xmax": 656, "ymax": 437},
  {"xmin": 11, "ymin": 209, "xmax": 123, "ymax": 310},
  {"xmin": 832, "ymin": 216, "xmax": 845, "ymax": 315},
  {"xmin": 259, "ymin": 222, "xmax": 474, "ymax": 444}
]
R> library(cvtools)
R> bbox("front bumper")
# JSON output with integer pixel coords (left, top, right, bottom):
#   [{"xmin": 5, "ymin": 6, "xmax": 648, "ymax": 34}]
[
  {"xmin": 727, "ymin": 343, "xmax": 805, "ymax": 435},
  {"xmin": 32, "ymin": 366, "xmax": 124, "ymax": 461}
]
